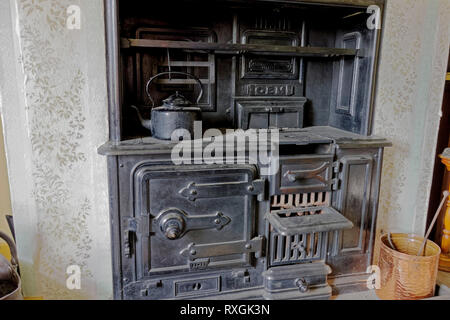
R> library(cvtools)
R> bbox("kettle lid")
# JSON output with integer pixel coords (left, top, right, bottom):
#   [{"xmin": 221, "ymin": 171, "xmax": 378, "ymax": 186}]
[{"xmin": 162, "ymin": 91, "xmax": 191, "ymax": 108}]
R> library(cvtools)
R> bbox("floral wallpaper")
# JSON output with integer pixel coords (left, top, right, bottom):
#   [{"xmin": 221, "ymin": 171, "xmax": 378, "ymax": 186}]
[
  {"xmin": 372, "ymin": 0, "xmax": 450, "ymax": 258},
  {"xmin": 2, "ymin": 0, "xmax": 111, "ymax": 299},
  {"xmin": 0, "ymin": 0, "xmax": 448, "ymax": 299}
]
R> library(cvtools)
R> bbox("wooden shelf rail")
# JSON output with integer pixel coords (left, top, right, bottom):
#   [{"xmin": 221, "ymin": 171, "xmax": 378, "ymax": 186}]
[{"xmin": 121, "ymin": 38, "xmax": 359, "ymax": 58}]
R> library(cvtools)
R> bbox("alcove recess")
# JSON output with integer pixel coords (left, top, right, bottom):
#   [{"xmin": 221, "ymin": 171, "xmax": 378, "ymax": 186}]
[{"xmin": 115, "ymin": 0, "xmax": 382, "ymax": 140}]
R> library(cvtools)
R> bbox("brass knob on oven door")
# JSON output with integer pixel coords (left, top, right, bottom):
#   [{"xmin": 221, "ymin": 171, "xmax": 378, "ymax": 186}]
[
  {"xmin": 159, "ymin": 211, "xmax": 185, "ymax": 240},
  {"xmin": 295, "ymin": 278, "xmax": 308, "ymax": 293}
]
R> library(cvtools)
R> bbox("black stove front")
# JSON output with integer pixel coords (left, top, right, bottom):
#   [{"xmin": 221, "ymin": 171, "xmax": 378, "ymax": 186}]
[{"xmin": 100, "ymin": 0, "xmax": 389, "ymax": 300}]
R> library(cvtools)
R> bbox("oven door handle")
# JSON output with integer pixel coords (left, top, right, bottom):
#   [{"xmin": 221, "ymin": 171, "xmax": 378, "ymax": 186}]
[
  {"xmin": 154, "ymin": 208, "xmax": 231, "ymax": 240},
  {"xmin": 179, "ymin": 178, "xmax": 266, "ymax": 201},
  {"xmin": 283, "ymin": 162, "xmax": 329, "ymax": 183},
  {"xmin": 180, "ymin": 236, "xmax": 265, "ymax": 261}
]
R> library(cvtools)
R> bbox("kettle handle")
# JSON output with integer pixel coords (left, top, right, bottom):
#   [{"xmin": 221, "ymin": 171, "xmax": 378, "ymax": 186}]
[
  {"xmin": 145, "ymin": 71, "xmax": 203, "ymax": 107},
  {"xmin": 0, "ymin": 231, "xmax": 18, "ymax": 267}
]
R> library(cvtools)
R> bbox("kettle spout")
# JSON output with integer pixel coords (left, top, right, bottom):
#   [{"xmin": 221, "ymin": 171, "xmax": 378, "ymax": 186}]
[{"xmin": 130, "ymin": 105, "xmax": 152, "ymax": 131}]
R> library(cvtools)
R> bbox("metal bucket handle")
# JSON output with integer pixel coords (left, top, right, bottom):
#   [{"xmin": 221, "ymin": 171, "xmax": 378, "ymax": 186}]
[
  {"xmin": 0, "ymin": 231, "xmax": 18, "ymax": 267},
  {"xmin": 145, "ymin": 71, "xmax": 204, "ymax": 107}
]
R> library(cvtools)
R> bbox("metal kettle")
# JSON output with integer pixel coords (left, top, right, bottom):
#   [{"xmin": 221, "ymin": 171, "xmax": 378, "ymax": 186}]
[{"xmin": 131, "ymin": 71, "xmax": 203, "ymax": 140}]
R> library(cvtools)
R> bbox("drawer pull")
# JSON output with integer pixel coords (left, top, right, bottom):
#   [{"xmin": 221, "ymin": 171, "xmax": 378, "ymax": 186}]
[
  {"xmin": 284, "ymin": 162, "xmax": 329, "ymax": 183},
  {"xmin": 295, "ymin": 278, "xmax": 309, "ymax": 293}
]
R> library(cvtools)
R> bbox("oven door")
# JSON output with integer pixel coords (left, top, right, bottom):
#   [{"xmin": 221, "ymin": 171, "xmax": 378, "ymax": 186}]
[
  {"xmin": 128, "ymin": 164, "xmax": 265, "ymax": 280},
  {"xmin": 270, "ymin": 154, "xmax": 334, "ymax": 195}
]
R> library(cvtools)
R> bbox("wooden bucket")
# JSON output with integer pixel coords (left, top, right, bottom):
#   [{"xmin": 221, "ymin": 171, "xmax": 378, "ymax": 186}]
[{"xmin": 376, "ymin": 233, "xmax": 440, "ymax": 300}]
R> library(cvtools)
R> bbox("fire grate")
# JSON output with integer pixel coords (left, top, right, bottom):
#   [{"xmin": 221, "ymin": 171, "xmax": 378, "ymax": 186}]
[
  {"xmin": 269, "ymin": 192, "xmax": 330, "ymax": 266},
  {"xmin": 271, "ymin": 191, "xmax": 330, "ymax": 210},
  {"xmin": 270, "ymin": 231, "xmax": 326, "ymax": 266}
]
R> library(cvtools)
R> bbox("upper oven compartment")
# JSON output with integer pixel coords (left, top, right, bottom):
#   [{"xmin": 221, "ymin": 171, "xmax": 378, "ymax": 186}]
[{"xmin": 129, "ymin": 163, "xmax": 265, "ymax": 279}]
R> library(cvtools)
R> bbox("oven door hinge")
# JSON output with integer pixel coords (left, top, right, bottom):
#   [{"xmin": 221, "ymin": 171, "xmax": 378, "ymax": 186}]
[
  {"xmin": 123, "ymin": 279, "xmax": 163, "ymax": 299},
  {"xmin": 127, "ymin": 216, "xmax": 149, "ymax": 234},
  {"xmin": 331, "ymin": 178, "xmax": 340, "ymax": 191},
  {"xmin": 139, "ymin": 280, "xmax": 163, "ymax": 297},
  {"xmin": 332, "ymin": 161, "xmax": 341, "ymax": 174},
  {"xmin": 124, "ymin": 216, "xmax": 148, "ymax": 258},
  {"xmin": 331, "ymin": 161, "xmax": 341, "ymax": 191},
  {"xmin": 232, "ymin": 268, "xmax": 251, "ymax": 285},
  {"xmin": 252, "ymin": 179, "xmax": 266, "ymax": 201}
]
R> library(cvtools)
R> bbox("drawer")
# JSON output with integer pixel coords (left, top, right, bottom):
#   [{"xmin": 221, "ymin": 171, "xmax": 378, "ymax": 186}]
[
  {"xmin": 123, "ymin": 275, "xmax": 221, "ymax": 299},
  {"xmin": 270, "ymin": 154, "xmax": 334, "ymax": 195},
  {"xmin": 236, "ymin": 98, "xmax": 306, "ymax": 129},
  {"xmin": 263, "ymin": 263, "xmax": 332, "ymax": 299}
]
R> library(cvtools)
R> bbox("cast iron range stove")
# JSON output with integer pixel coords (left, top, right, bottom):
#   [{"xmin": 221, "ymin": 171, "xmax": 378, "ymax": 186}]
[{"xmin": 99, "ymin": 0, "xmax": 390, "ymax": 300}]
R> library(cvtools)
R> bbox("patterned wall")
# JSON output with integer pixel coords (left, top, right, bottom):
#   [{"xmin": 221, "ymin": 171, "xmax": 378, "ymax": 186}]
[
  {"xmin": 0, "ymin": 0, "xmax": 448, "ymax": 299},
  {"xmin": 1, "ymin": 0, "xmax": 111, "ymax": 299},
  {"xmin": 372, "ymin": 0, "xmax": 450, "ymax": 257}
]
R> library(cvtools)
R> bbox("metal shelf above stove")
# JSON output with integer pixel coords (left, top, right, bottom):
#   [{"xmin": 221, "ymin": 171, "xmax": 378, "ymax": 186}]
[{"xmin": 121, "ymin": 38, "xmax": 360, "ymax": 58}]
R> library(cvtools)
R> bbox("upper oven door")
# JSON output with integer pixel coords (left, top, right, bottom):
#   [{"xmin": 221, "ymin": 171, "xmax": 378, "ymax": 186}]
[
  {"xmin": 270, "ymin": 154, "xmax": 334, "ymax": 195},
  {"xmin": 130, "ymin": 163, "xmax": 265, "ymax": 279}
]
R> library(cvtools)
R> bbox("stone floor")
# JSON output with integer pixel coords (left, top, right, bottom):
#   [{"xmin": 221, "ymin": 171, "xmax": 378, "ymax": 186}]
[
  {"xmin": 332, "ymin": 290, "xmax": 379, "ymax": 300},
  {"xmin": 331, "ymin": 271, "xmax": 450, "ymax": 300}
]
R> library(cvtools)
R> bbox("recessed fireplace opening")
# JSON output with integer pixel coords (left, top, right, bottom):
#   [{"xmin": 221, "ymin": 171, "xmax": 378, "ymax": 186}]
[
  {"xmin": 116, "ymin": 0, "xmax": 379, "ymax": 140},
  {"xmin": 100, "ymin": 0, "xmax": 389, "ymax": 300}
]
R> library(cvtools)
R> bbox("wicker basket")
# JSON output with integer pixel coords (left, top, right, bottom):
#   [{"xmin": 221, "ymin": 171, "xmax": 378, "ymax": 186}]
[{"xmin": 376, "ymin": 233, "xmax": 440, "ymax": 300}]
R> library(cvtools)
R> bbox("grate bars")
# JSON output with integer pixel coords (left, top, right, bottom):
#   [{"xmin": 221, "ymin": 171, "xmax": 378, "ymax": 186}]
[
  {"xmin": 269, "ymin": 192, "xmax": 330, "ymax": 266},
  {"xmin": 271, "ymin": 191, "xmax": 330, "ymax": 210}
]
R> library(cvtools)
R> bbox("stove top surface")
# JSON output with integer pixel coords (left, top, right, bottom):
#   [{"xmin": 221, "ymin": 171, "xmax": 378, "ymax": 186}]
[{"xmin": 98, "ymin": 126, "xmax": 391, "ymax": 156}]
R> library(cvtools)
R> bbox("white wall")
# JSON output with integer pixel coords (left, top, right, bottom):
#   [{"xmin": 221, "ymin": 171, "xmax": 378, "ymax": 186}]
[
  {"xmin": 372, "ymin": 0, "xmax": 450, "ymax": 255},
  {"xmin": 0, "ymin": 0, "xmax": 448, "ymax": 299},
  {"xmin": 0, "ymin": 0, "xmax": 111, "ymax": 299}
]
